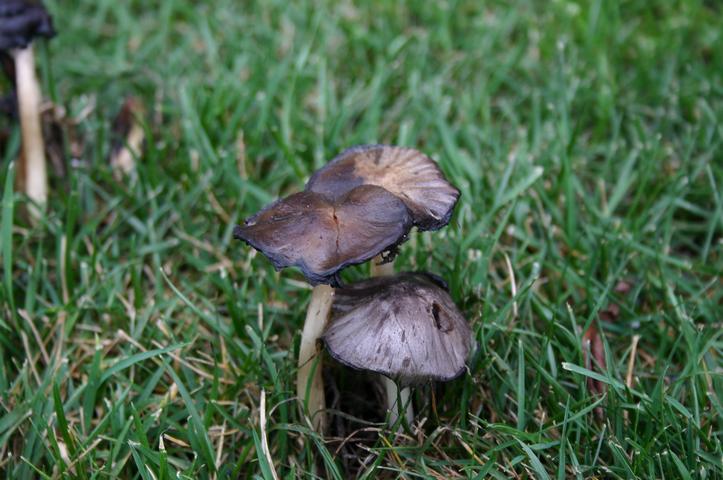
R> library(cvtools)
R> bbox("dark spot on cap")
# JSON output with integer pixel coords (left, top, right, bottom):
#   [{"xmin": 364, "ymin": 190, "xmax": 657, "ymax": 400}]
[
  {"xmin": 431, "ymin": 302, "xmax": 453, "ymax": 333},
  {"xmin": 431, "ymin": 303, "xmax": 442, "ymax": 330}
]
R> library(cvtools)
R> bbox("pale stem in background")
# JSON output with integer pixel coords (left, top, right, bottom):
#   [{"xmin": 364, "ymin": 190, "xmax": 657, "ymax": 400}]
[
  {"xmin": 370, "ymin": 256, "xmax": 414, "ymax": 427},
  {"xmin": 112, "ymin": 118, "xmax": 144, "ymax": 177},
  {"xmin": 297, "ymin": 284, "xmax": 334, "ymax": 432},
  {"xmin": 14, "ymin": 46, "xmax": 47, "ymax": 220}
]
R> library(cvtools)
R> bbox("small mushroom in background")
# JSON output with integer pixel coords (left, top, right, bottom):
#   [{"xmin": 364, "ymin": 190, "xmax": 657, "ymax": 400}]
[
  {"xmin": 233, "ymin": 144, "xmax": 459, "ymax": 433},
  {"xmin": 0, "ymin": 0, "xmax": 55, "ymax": 219},
  {"xmin": 109, "ymin": 96, "xmax": 145, "ymax": 178},
  {"xmin": 322, "ymin": 272, "xmax": 473, "ymax": 426}
]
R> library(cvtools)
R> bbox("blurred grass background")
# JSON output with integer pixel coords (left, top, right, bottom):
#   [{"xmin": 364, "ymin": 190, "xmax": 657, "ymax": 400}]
[{"xmin": 0, "ymin": 0, "xmax": 721, "ymax": 478}]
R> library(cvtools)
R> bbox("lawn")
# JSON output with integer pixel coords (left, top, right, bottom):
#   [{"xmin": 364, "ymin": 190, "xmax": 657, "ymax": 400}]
[{"xmin": 1, "ymin": 0, "xmax": 721, "ymax": 478}]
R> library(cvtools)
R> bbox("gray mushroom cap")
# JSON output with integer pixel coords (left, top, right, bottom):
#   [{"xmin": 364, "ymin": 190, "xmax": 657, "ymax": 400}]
[{"xmin": 322, "ymin": 272, "xmax": 472, "ymax": 386}]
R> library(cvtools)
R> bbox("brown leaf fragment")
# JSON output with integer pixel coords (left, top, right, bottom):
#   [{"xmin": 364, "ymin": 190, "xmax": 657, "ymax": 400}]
[
  {"xmin": 582, "ymin": 279, "xmax": 633, "ymax": 408},
  {"xmin": 599, "ymin": 303, "xmax": 620, "ymax": 322},
  {"xmin": 582, "ymin": 323, "xmax": 607, "ymax": 397},
  {"xmin": 614, "ymin": 280, "xmax": 632, "ymax": 295}
]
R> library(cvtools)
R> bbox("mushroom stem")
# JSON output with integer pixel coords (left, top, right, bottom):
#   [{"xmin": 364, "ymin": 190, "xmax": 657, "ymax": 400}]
[
  {"xmin": 369, "ymin": 257, "xmax": 394, "ymax": 277},
  {"xmin": 370, "ymin": 255, "xmax": 415, "ymax": 427},
  {"xmin": 297, "ymin": 284, "xmax": 334, "ymax": 432},
  {"xmin": 384, "ymin": 377, "xmax": 415, "ymax": 427},
  {"xmin": 13, "ymin": 45, "xmax": 47, "ymax": 220}
]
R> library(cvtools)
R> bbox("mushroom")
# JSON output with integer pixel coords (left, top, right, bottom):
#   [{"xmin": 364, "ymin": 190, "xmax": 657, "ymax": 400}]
[
  {"xmin": 233, "ymin": 185, "xmax": 412, "ymax": 285},
  {"xmin": 234, "ymin": 185, "xmax": 413, "ymax": 432},
  {"xmin": 322, "ymin": 272, "xmax": 472, "ymax": 425},
  {"xmin": 233, "ymin": 145, "xmax": 459, "ymax": 432},
  {"xmin": 109, "ymin": 96, "xmax": 145, "ymax": 178},
  {"xmin": 307, "ymin": 145, "xmax": 460, "ymax": 231},
  {"xmin": 309, "ymin": 144, "xmax": 460, "ymax": 424},
  {"xmin": 0, "ymin": 0, "xmax": 55, "ymax": 219}
]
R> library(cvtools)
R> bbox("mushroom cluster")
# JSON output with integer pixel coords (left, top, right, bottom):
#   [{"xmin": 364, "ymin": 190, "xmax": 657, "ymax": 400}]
[{"xmin": 234, "ymin": 145, "xmax": 472, "ymax": 431}]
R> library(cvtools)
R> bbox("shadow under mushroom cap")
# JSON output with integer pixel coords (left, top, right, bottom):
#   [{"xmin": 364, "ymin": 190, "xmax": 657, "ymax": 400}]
[
  {"xmin": 233, "ymin": 185, "xmax": 412, "ymax": 285},
  {"xmin": 322, "ymin": 272, "xmax": 472, "ymax": 386},
  {"xmin": 306, "ymin": 145, "xmax": 460, "ymax": 231}
]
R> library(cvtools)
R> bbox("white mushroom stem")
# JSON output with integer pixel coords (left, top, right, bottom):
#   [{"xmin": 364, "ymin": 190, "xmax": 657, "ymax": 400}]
[
  {"xmin": 13, "ymin": 45, "xmax": 47, "ymax": 220},
  {"xmin": 369, "ymin": 258, "xmax": 395, "ymax": 277},
  {"xmin": 297, "ymin": 284, "xmax": 334, "ymax": 433},
  {"xmin": 383, "ymin": 376, "xmax": 414, "ymax": 427},
  {"xmin": 370, "ymin": 256, "xmax": 414, "ymax": 427}
]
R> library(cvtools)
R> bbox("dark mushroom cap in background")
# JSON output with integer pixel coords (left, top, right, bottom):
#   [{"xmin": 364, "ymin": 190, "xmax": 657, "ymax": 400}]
[
  {"xmin": 306, "ymin": 145, "xmax": 460, "ymax": 231},
  {"xmin": 0, "ymin": 0, "xmax": 55, "ymax": 51},
  {"xmin": 322, "ymin": 272, "xmax": 472, "ymax": 385},
  {"xmin": 233, "ymin": 185, "xmax": 412, "ymax": 285}
]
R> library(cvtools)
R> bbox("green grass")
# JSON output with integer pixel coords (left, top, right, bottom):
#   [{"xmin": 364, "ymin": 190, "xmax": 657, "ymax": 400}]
[{"xmin": 1, "ymin": 0, "xmax": 721, "ymax": 478}]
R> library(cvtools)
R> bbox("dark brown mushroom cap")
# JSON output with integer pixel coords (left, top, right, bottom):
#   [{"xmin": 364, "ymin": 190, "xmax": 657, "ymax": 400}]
[
  {"xmin": 0, "ymin": 0, "xmax": 55, "ymax": 51},
  {"xmin": 322, "ymin": 273, "xmax": 472, "ymax": 385},
  {"xmin": 306, "ymin": 145, "xmax": 460, "ymax": 231},
  {"xmin": 233, "ymin": 185, "xmax": 412, "ymax": 285}
]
